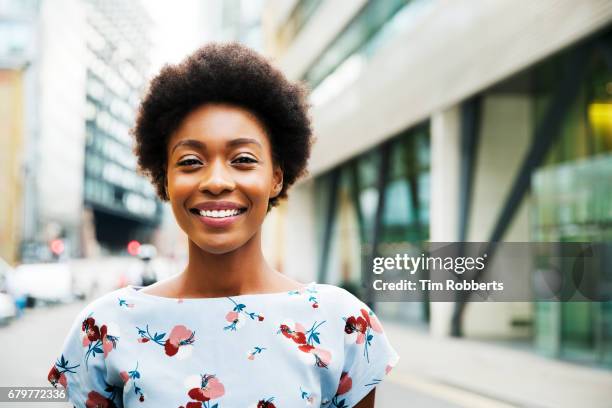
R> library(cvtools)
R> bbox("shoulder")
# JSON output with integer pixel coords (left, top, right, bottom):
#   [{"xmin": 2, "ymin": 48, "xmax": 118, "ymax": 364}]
[
  {"xmin": 314, "ymin": 283, "xmax": 370, "ymax": 316},
  {"xmin": 70, "ymin": 287, "xmax": 132, "ymax": 324}
]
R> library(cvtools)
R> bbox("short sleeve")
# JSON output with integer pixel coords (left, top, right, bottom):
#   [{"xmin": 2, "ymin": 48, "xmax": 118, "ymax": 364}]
[
  {"xmin": 335, "ymin": 295, "xmax": 400, "ymax": 407},
  {"xmin": 47, "ymin": 306, "xmax": 124, "ymax": 408}
]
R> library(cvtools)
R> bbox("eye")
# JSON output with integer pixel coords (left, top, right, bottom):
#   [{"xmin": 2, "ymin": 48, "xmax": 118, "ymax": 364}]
[
  {"xmin": 178, "ymin": 157, "xmax": 202, "ymax": 167},
  {"xmin": 232, "ymin": 155, "xmax": 258, "ymax": 165}
]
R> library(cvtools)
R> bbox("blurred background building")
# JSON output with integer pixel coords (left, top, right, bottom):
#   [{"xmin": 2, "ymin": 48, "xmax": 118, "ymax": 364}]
[
  {"xmin": 82, "ymin": 0, "xmax": 160, "ymax": 255},
  {"xmin": 262, "ymin": 0, "xmax": 612, "ymax": 369},
  {"xmin": 0, "ymin": 0, "xmax": 162, "ymax": 264}
]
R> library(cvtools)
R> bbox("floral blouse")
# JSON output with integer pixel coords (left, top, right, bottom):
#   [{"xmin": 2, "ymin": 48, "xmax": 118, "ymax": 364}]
[{"xmin": 47, "ymin": 282, "xmax": 399, "ymax": 407}]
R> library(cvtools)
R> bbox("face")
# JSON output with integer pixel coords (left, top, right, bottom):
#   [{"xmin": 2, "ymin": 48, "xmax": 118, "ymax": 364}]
[{"xmin": 166, "ymin": 103, "xmax": 283, "ymax": 254}]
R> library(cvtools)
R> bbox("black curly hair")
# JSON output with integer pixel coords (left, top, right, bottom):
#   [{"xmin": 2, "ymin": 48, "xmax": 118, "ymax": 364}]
[{"xmin": 132, "ymin": 42, "xmax": 313, "ymax": 209}]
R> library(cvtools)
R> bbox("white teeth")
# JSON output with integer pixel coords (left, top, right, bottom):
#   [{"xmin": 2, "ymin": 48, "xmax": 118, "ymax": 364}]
[{"xmin": 197, "ymin": 209, "xmax": 242, "ymax": 218}]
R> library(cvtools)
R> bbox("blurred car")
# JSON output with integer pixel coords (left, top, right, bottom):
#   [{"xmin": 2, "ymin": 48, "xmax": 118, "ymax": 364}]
[
  {"xmin": 10, "ymin": 262, "xmax": 73, "ymax": 306},
  {"xmin": 0, "ymin": 257, "xmax": 10, "ymax": 291},
  {"xmin": 0, "ymin": 258, "xmax": 18, "ymax": 324},
  {"xmin": 0, "ymin": 292, "xmax": 17, "ymax": 326}
]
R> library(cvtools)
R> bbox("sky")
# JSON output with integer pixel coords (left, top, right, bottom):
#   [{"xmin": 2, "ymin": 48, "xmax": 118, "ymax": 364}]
[{"xmin": 142, "ymin": 0, "xmax": 211, "ymax": 76}]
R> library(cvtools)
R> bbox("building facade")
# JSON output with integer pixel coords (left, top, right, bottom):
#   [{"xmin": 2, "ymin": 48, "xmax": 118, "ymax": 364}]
[
  {"xmin": 0, "ymin": 0, "xmax": 161, "ymax": 263},
  {"xmin": 262, "ymin": 0, "xmax": 612, "ymax": 367},
  {"xmin": 82, "ymin": 0, "xmax": 161, "ymax": 254}
]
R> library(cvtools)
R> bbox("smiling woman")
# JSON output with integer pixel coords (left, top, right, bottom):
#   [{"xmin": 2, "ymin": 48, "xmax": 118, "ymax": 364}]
[
  {"xmin": 166, "ymin": 104, "xmax": 282, "ymax": 255},
  {"xmin": 47, "ymin": 42, "xmax": 399, "ymax": 408}
]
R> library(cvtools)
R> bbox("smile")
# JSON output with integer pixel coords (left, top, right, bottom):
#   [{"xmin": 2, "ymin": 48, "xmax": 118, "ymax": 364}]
[
  {"xmin": 189, "ymin": 206, "xmax": 247, "ymax": 228},
  {"xmin": 190, "ymin": 208, "xmax": 246, "ymax": 218}
]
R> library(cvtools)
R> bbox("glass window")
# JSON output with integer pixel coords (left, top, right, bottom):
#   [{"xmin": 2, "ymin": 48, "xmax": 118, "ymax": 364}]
[
  {"xmin": 0, "ymin": 21, "xmax": 30, "ymax": 56},
  {"xmin": 277, "ymin": 0, "xmax": 322, "ymax": 51}
]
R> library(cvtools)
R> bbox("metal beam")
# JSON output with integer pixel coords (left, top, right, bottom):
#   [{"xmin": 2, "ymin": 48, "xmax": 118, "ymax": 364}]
[
  {"xmin": 317, "ymin": 167, "xmax": 341, "ymax": 283},
  {"xmin": 348, "ymin": 160, "xmax": 366, "ymax": 244},
  {"xmin": 458, "ymin": 96, "xmax": 482, "ymax": 242},
  {"xmin": 364, "ymin": 140, "xmax": 392, "ymax": 309}
]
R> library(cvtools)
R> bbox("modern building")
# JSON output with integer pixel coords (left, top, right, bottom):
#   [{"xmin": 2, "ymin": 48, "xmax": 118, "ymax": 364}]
[
  {"xmin": 0, "ymin": 0, "xmax": 88, "ymax": 263},
  {"xmin": 0, "ymin": 0, "xmax": 161, "ymax": 263},
  {"xmin": 82, "ymin": 0, "xmax": 161, "ymax": 254},
  {"xmin": 262, "ymin": 0, "xmax": 612, "ymax": 368}
]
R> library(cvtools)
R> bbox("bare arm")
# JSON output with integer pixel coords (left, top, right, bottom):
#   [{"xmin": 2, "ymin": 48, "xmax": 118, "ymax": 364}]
[{"xmin": 354, "ymin": 388, "xmax": 376, "ymax": 408}]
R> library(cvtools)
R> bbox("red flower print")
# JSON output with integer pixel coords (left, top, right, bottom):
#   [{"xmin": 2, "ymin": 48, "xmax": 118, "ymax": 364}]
[
  {"xmin": 82, "ymin": 317, "xmax": 100, "ymax": 344},
  {"xmin": 256, "ymin": 397, "xmax": 276, "ymax": 407},
  {"xmin": 137, "ymin": 324, "xmax": 195, "ymax": 358},
  {"xmin": 313, "ymin": 347, "xmax": 331, "ymax": 368},
  {"xmin": 344, "ymin": 316, "xmax": 368, "ymax": 335},
  {"xmin": 361, "ymin": 308, "xmax": 383, "ymax": 333},
  {"xmin": 100, "ymin": 325, "xmax": 118, "ymax": 357},
  {"xmin": 288, "ymin": 283, "xmax": 320, "ymax": 308},
  {"xmin": 121, "ymin": 362, "xmax": 145, "ymax": 402},
  {"xmin": 224, "ymin": 298, "xmax": 264, "ymax": 331},
  {"xmin": 279, "ymin": 323, "xmax": 307, "ymax": 344},
  {"xmin": 47, "ymin": 366, "xmax": 67, "ymax": 389},
  {"xmin": 82, "ymin": 315, "xmax": 120, "ymax": 368},
  {"xmin": 182, "ymin": 373, "xmax": 225, "ymax": 407},
  {"xmin": 85, "ymin": 390, "xmax": 117, "ymax": 408},
  {"xmin": 165, "ymin": 325, "xmax": 195, "ymax": 357},
  {"xmin": 48, "ymin": 354, "xmax": 79, "ymax": 390},
  {"xmin": 330, "ymin": 372, "xmax": 353, "ymax": 407},
  {"xmin": 298, "ymin": 344, "xmax": 315, "ymax": 353},
  {"xmin": 336, "ymin": 372, "xmax": 352, "ymax": 395},
  {"xmin": 343, "ymin": 307, "xmax": 384, "ymax": 363},
  {"xmin": 279, "ymin": 320, "xmax": 332, "ymax": 369}
]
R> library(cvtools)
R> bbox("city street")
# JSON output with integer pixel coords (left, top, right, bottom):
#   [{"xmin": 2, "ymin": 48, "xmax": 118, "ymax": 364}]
[
  {"xmin": 0, "ymin": 299, "xmax": 470, "ymax": 408},
  {"xmin": 1, "ymin": 0, "xmax": 610, "ymax": 407}
]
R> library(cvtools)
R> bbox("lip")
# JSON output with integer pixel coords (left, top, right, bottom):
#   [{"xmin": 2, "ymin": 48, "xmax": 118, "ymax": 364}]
[
  {"xmin": 189, "ymin": 201, "xmax": 247, "ymax": 229},
  {"xmin": 191, "ymin": 201, "xmax": 247, "ymax": 211}
]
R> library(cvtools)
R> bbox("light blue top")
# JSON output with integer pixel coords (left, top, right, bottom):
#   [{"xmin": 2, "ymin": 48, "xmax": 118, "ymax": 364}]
[{"xmin": 47, "ymin": 282, "xmax": 399, "ymax": 408}]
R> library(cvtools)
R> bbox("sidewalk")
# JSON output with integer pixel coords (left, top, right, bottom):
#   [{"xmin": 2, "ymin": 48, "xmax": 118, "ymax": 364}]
[{"xmin": 383, "ymin": 321, "xmax": 612, "ymax": 408}]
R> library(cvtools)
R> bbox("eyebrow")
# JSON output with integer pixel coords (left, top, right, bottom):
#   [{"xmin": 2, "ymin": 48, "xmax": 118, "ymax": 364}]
[
  {"xmin": 227, "ymin": 137, "xmax": 263, "ymax": 149},
  {"xmin": 171, "ymin": 139, "xmax": 205, "ymax": 154},
  {"xmin": 171, "ymin": 137, "xmax": 263, "ymax": 154}
]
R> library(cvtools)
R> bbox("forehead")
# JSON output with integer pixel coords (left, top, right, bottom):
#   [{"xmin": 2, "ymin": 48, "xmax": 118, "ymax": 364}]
[{"xmin": 168, "ymin": 103, "xmax": 269, "ymax": 152}]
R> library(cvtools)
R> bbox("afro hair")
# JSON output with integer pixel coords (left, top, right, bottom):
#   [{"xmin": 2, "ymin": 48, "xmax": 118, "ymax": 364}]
[{"xmin": 132, "ymin": 42, "xmax": 313, "ymax": 209}]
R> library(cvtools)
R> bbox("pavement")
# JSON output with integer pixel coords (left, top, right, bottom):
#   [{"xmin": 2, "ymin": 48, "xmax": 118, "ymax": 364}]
[{"xmin": 383, "ymin": 321, "xmax": 612, "ymax": 408}]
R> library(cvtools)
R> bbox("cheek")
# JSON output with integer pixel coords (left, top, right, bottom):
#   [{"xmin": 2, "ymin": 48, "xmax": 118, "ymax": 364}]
[
  {"xmin": 238, "ymin": 172, "xmax": 273, "ymax": 205},
  {"xmin": 167, "ymin": 174, "xmax": 196, "ymax": 214}
]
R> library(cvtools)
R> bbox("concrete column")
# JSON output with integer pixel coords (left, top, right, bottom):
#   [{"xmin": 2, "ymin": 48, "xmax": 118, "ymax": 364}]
[
  {"xmin": 263, "ymin": 179, "xmax": 319, "ymax": 284},
  {"xmin": 429, "ymin": 105, "xmax": 462, "ymax": 337},
  {"xmin": 463, "ymin": 94, "xmax": 533, "ymax": 339}
]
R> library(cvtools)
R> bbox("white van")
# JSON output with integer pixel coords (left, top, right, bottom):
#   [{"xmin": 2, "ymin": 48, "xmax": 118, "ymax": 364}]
[{"xmin": 11, "ymin": 262, "xmax": 73, "ymax": 305}]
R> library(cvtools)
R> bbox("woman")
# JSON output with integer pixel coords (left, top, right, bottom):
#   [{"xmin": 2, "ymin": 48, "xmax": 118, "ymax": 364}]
[{"xmin": 48, "ymin": 43, "xmax": 399, "ymax": 408}]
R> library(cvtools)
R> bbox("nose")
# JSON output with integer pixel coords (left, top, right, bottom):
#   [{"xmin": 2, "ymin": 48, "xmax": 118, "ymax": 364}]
[{"xmin": 198, "ymin": 158, "xmax": 235, "ymax": 195}]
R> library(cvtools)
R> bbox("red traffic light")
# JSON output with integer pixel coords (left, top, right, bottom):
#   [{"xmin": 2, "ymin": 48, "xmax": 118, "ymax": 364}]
[
  {"xmin": 50, "ymin": 239, "xmax": 65, "ymax": 255},
  {"xmin": 127, "ymin": 240, "xmax": 141, "ymax": 256}
]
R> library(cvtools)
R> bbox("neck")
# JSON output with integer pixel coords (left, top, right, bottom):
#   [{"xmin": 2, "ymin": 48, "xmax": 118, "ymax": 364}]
[{"xmin": 178, "ymin": 229, "xmax": 278, "ymax": 297}]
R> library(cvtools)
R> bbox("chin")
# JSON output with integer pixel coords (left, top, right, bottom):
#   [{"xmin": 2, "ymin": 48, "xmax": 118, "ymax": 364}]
[{"xmin": 193, "ymin": 236, "xmax": 249, "ymax": 255}]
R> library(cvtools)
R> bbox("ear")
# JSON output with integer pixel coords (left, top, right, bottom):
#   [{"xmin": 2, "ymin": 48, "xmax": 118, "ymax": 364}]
[{"xmin": 270, "ymin": 165, "xmax": 283, "ymax": 198}]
